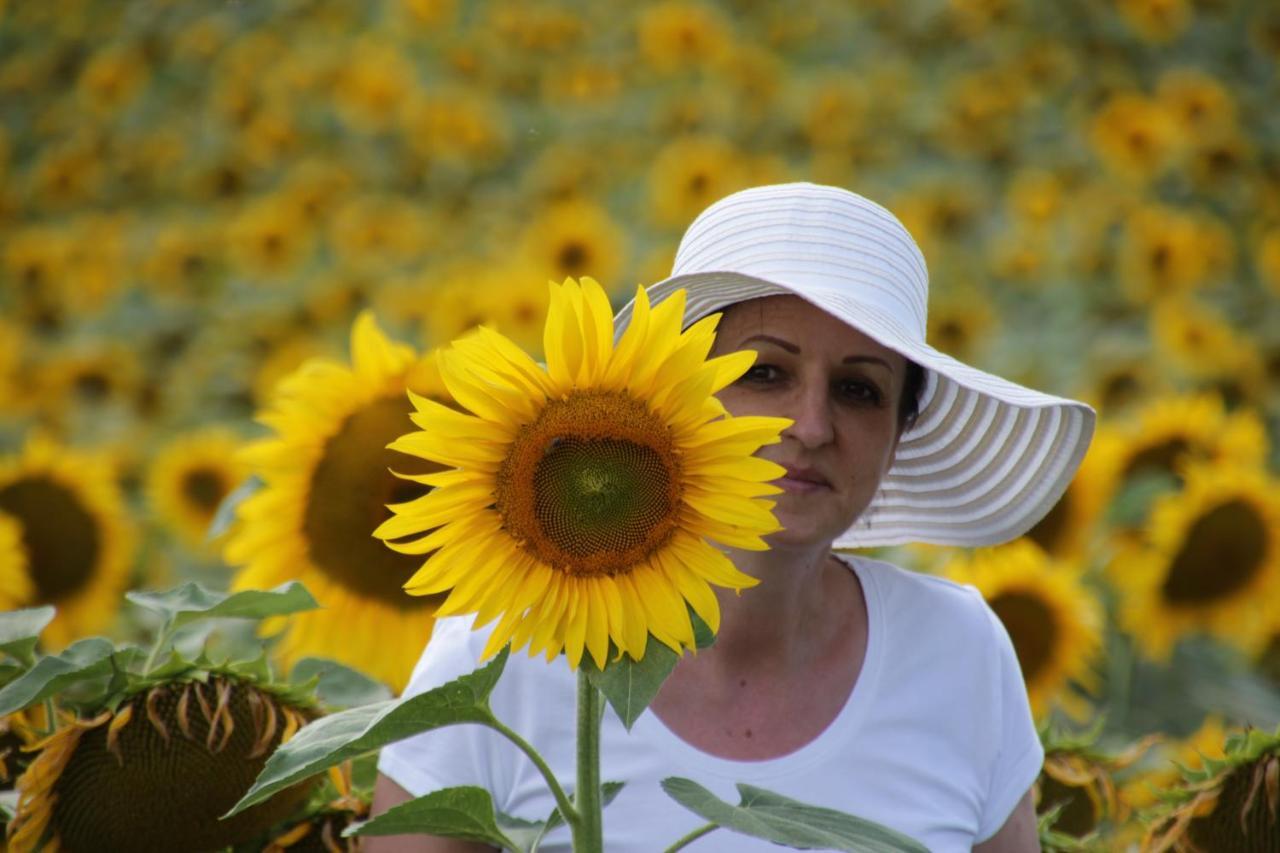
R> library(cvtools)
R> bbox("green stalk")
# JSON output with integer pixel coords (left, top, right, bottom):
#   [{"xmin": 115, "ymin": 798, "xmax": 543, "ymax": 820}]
[
  {"xmin": 664, "ymin": 822, "xmax": 719, "ymax": 851},
  {"xmin": 573, "ymin": 668, "xmax": 604, "ymax": 852}
]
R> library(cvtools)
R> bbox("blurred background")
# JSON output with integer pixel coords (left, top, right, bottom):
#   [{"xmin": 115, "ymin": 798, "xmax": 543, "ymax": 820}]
[{"xmin": 2, "ymin": 0, "xmax": 1280, "ymax": 845}]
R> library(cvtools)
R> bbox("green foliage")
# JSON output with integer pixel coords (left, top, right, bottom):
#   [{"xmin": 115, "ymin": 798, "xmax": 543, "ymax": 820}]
[
  {"xmin": 348, "ymin": 786, "xmax": 537, "ymax": 850},
  {"xmin": 229, "ymin": 649, "xmax": 510, "ymax": 817},
  {"xmin": 0, "ymin": 638, "xmax": 140, "ymax": 717},
  {"xmin": 289, "ymin": 656, "xmax": 393, "ymax": 709},
  {"xmin": 660, "ymin": 779, "xmax": 929, "ymax": 853},
  {"xmin": 0, "ymin": 605, "xmax": 55, "ymax": 667}
]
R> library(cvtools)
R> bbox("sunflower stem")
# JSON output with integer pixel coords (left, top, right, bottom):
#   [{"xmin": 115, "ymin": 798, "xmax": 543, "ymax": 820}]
[
  {"xmin": 143, "ymin": 623, "xmax": 175, "ymax": 675},
  {"xmin": 573, "ymin": 668, "xmax": 604, "ymax": 852},
  {"xmin": 663, "ymin": 822, "xmax": 720, "ymax": 852},
  {"xmin": 486, "ymin": 716, "xmax": 580, "ymax": 833}
]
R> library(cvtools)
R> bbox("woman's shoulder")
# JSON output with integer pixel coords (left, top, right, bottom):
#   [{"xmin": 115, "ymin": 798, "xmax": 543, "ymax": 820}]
[{"xmin": 841, "ymin": 552, "xmax": 999, "ymax": 646}]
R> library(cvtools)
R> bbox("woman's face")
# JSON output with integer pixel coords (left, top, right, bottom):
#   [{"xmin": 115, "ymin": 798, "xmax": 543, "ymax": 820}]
[{"xmin": 710, "ymin": 295, "xmax": 908, "ymax": 548}]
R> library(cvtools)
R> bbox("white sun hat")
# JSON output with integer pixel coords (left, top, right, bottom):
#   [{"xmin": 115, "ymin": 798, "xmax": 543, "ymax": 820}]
[{"xmin": 615, "ymin": 182, "xmax": 1095, "ymax": 548}]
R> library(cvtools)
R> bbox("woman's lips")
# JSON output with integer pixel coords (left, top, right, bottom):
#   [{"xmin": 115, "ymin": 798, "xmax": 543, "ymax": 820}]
[{"xmin": 778, "ymin": 466, "xmax": 831, "ymax": 493}]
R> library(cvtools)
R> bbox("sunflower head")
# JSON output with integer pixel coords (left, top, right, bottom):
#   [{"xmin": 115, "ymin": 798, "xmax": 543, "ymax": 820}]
[
  {"xmin": 377, "ymin": 277, "xmax": 790, "ymax": 669},
  {"xmin": 145, "ymin": 428, "xmax": 248, "ymax": 551},
  {"xmin": 6, "ymin": 670, "xmax": 319, "ymax": 852},
  {"xmin": 225, "ymin": 313, "xmax": 452, "ymax": 692},
  {"xmin": 0, "ymin": 435, "xmax": 136, "ymax": 649},
  {"xmin": 1143, "ymin": 726, "xmax": 1280, "ymax": 852},
  {"xmin": 1035, "ymin": 723, "xmax": 1154, "ymax": 843}
]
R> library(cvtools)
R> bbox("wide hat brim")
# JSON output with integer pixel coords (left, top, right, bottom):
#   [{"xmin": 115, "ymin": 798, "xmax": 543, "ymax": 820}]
[{"xmin": 615, "ymin": 271, "xmax": 1096, "ymax": 548}]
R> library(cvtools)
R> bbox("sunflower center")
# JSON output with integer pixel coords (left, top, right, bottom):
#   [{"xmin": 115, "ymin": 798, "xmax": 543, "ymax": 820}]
[
  {"xmin": 557, "ymin": 241, "xmax": 588, "ymax": 274},
  {"xmin": 303, "ymin": 395, "xmax": 445, "ymax": 608},
  {"xmin": 1161, "ymin": 499, "xmax": 1267, "ymax": 605},
  {"xmin": 496, "ymin": 390, "xmax": 682, "ymax": 578},
  {"xmin": 181, "ymin": 468, "xmax": 227, "ymax": 513},
  {"xmin": 0, "ymin": 476, "xmax": 101, "ymax": 604},
  {"xmin": 988, "ymin": 590, "xmax": 1056, "ymax": 684}
]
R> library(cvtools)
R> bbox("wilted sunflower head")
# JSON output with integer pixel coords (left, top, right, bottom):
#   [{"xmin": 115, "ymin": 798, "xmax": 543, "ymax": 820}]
[
  {"xmin": 1036, "ymin": 724, "xmax": 1154, "ymax": 842},
  {"xmin": 0, "ymin": 436, "xmax": 135, "ymax": 649},
  {"xmin": 376, "ymin": 276, "xmax": 790, "ymax": 669},
  {"xmin": 6, "ymin": 672, "xmax": 318, "ymax": 852},
  {"xmin": 1144, "ymin": 727, "xmax": 1280, "ymax": 853}
]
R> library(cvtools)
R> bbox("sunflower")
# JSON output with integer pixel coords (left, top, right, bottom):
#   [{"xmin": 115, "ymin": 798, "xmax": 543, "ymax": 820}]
[
  {"xmin": 1113, "ymin": 463, "xmax": 1280, "ymax": 661},
  {"xmin": 519, "ymin": 199, "xmax": 626, "ymax": 292},
  {"xmin": 944, "ymin": 541, "xmax": 1103, "ymax": 717},
  {"xmin": 1143, "ymin": 727, "xmax": 1280, "ymax": 852},
  {"xmin": 145, "ymin": 428, "xmax": 248, "ymax": 552},
  {"xmin": 375, "ymin": 277, "xmax": 790, "ymax": 669},
  {"xmin": 1088, "ymin": 92, "xmax": 1180, "ymax": 184},
  {"xmin": 5, "ymin": 674, "xmax": 317, "ymax": 852},
  {"xmin": 0, "ymin": 436, "xmax": 136, "ymax": 649},
  {"xmin": 648, "ymin": 135, "xmax": 748, "ymax": 228},
  {"xmin": 225, "ymin": 313, "xmax": 451, "ymax": 692},
  {"xmin": 1120, "ymin": 716, "xmax": 1227, "ymax": 814}
]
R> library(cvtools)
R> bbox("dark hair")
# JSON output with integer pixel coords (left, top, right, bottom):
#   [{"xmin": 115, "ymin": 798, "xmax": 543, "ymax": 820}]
[{"xmin": 898, "ymin": 360, "xmax": 926, "ymax": 432}]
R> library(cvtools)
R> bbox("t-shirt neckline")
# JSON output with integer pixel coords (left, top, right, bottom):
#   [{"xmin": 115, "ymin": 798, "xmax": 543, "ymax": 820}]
[{"xmin": 630, "ymin": 555, "xmax": 883, "ymax": 781}]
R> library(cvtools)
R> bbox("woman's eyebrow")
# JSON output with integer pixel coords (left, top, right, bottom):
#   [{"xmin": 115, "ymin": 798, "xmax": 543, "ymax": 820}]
[{"xmin": 738, "ymin": 335, "xmax": 895, "ymax": 373}]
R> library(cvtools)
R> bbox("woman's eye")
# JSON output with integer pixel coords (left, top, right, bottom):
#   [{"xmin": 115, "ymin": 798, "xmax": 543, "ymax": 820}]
[
  {"xmin": 742, "ymin": 364, "xmax": 780, "ymax": 383},
  {"xmin": 839, "ymin": 380, "xmax": 883, "ymax": 405}
]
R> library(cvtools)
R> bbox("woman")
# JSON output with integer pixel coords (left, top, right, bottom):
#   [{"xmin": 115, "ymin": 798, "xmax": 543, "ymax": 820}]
[{"xmin": 370, "ymin": 183, "xmax": 1094, "ymax": 851}]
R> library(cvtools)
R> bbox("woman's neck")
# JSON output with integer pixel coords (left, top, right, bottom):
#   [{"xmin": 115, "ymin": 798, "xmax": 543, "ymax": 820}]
[{"xmin": 701, "ymin": 543, "xmax": 858, "ymax": 673}]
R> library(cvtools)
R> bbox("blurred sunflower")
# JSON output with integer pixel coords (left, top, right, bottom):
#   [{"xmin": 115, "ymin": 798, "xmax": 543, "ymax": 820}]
[
  {"xmin": 225, "ymin": 195, "xmax": 315, "ymax": 282},
  {"xmin": 401, "ymin": 86, "xmax": 509, "ymax": 169},
  {"xmin": 1036, "ymin": 725, "xmax": 1153, "ymax": 842},
  {"xmin": 648, "ymin": 135, "xmax": 747, "ymax": 228},
  {"xmin": 1114, "ymin": 464, "xmax": 1280, "ymax": 660},
  {"xmin": 145, "ymin": 428, "xmax": 248, "ymax": 552},
  {"xmin": 635, "ymin": 1, "xmax": 732, "ymax": 74},
  {"xmin": 0, "ymin": 436, "xmax": 135, "ymax": 649},
  {"xmin": 1144, "ymin": 727, "xmax": 1280, "ymax": 852},
  {"xmin": 138, "ymin": 219, "xmax": 223, "ymax": 297},
  {"xmin": 376, "ymin": 277, "xmax": 790, "ymax": 669},
  {"xmin": 1022, "ymin": 440, "xmax": 1115, "ymax": 563},
  {"xmin": 1089, "ymin": 92, "xmax": 1180, "ymax": 184},
  {"xmin": 1005, "ymin": 168, "xmax": 1065, "ymax": 226},
  {"xmin": 1118, "ymin": 204, "xmax": 1223, "ymax": 301},
  {"xmin": 1117, "ymin": 0, "xmax": 1192, "ymax": 44},
  {"xmin": 1155, "ymin": 68, "xmax": 1236, "ymax": 146},
  {"xmin": 519, "ymin": 198, "xmax": 626, "ymax": 290},
  {"xmin": 1150, "ymin": 299, "xmax": 1266, "ymax": 404},
  {"xmin": 330, "ymin": 38, "xmax": 415, "ymax": 133},
  {"xmin": 6, "ymin": 674, "xmax": 317, "ymax": 852},
  {"xmin": 327, "ymin": 193, "xmax": 432, "ymax": 275},
  {"xmin": 225, "ymin": 313, "xmax": 450, "ymax": 692},
  {"xmin": 925, "ymin": 286, "xmax": 996, "ymax": 363},
  {"xmin": 75, "ymin": 44, "xmax": 148, "ymax": 117},
  {"xmin": 944, "ymin": 541, "xmax": 1103, "ymax": 717}
]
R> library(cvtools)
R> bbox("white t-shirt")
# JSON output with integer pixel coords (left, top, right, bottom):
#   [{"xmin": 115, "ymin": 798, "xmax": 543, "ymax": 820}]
[{"xmin": 378, "ymin": 555, "xmax": 1042, "ymax": 852}]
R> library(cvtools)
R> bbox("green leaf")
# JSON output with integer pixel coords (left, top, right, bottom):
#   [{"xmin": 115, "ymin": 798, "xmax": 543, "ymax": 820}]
[
  {"xmin": 227, "ymin": 648, "xmax": 509, "ymax": 817},
  {"xmin": 347, "ymin": 786, "xmax": 521, "ymax": 849},
  {"xmin": 0, "ymin": 639, "xmax": 141, "ymax": 717},
  {"xmin": 582, "ymin": 635, "xmax": 680, "ymax": 730},
  {"xmin": 290, "ymin": 657, "xmax": 393, "ymax": 709},
  {"xmin": 0, "ymin": 605, "xmax": 55, "ymax": 667},
  {"xmin": 661, "ymin": 778, "xmax": 929, "ymax": 853},
  {"xmin": 127, "ymin": 581, "xmax": 318, "ymax": 629}
]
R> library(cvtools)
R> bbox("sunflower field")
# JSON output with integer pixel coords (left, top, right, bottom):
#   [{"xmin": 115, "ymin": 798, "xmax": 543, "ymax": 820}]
[{"xmin": 2, "ymin": 0, "xmax": 1280, "ymax": 849}]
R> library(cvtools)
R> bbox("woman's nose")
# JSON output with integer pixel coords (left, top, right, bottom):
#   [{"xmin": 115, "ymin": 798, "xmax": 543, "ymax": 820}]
[{"xmin": 783, "ymin": 383, "xmax": 834, "ymax": 448}]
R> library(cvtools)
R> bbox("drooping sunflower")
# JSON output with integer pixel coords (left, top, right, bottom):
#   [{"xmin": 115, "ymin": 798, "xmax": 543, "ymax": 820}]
[
  {"xmin": 5, "ymin": 673, "xmax": 317, "ymax": 852},
  {"xmin": 1036, "ymin": 724, "xmax": 1154, "ymax": 844},
  {"xmin": 225, "ymin": 312, "xmax": 451, "ymax": 692},
  {"xmin": 144, "ymin": 428, "xmax": 248, "ymax": 552},
  {"xmin": 376, "ymin": 277, "xmax": 790, "ymax": 669},
  {"xmin": 1143, "ymin": 727, "xmax": 1280, "ymax": 852},
  {"xmin": 944, "ymin": 541, "xmax": 1103, "ymax": 717},
  {"xmin": 0, "ymin": 436, "xmax": 136, "ymax": 649},
  {"xmin": 1112, "ymin": 463, "xmax": 1280, "ymax": 661}
]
